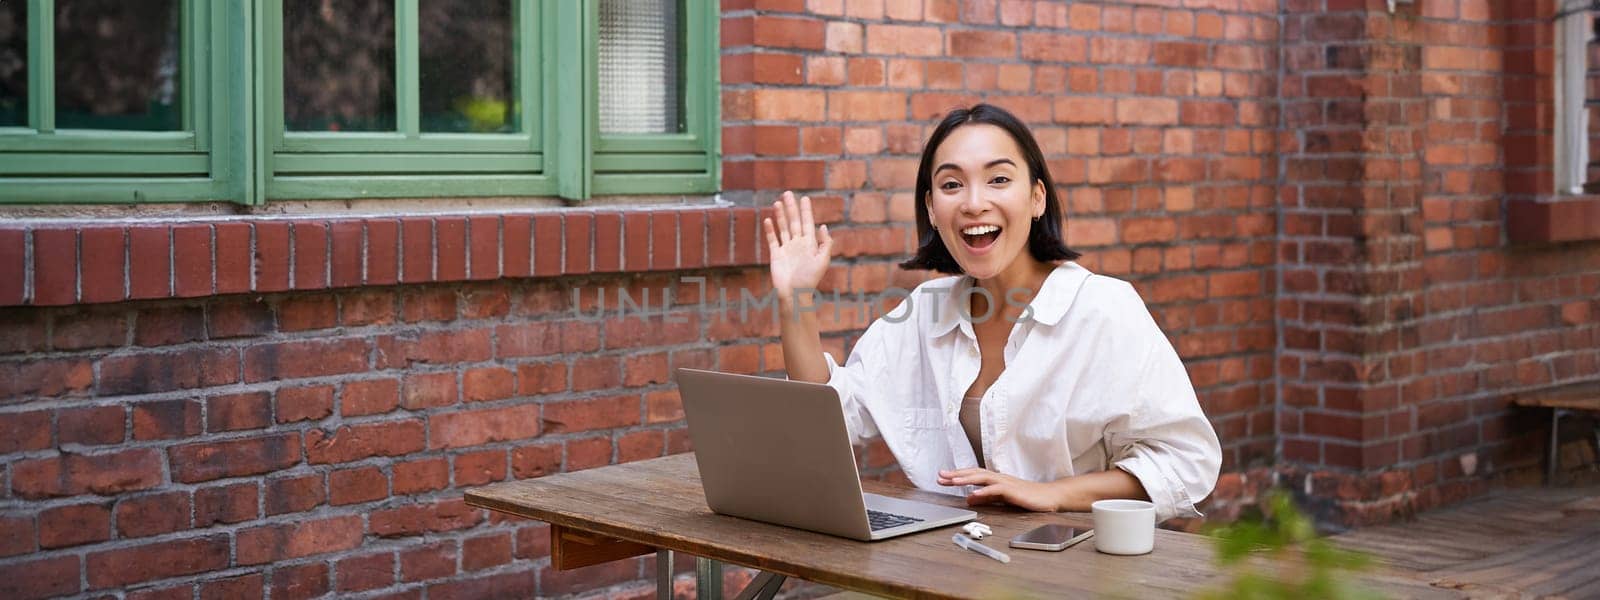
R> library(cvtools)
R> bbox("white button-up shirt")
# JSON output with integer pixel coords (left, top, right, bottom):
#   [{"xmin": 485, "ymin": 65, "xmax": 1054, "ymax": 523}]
[{"xmin": 823, "ymin": 262, "xmax": 1222, "ymax": 521}]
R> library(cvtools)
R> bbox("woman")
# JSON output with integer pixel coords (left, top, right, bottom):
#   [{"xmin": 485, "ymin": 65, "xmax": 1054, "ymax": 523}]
[{"xmin": 763, "ymin": 104, "xmax": 1221, "ymax": 522}]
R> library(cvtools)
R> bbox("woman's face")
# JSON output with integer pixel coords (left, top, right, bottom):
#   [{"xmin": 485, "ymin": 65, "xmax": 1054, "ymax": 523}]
[{"xmin": 925, "ymin": 123, "xmax": 1047, "ymax": 281}]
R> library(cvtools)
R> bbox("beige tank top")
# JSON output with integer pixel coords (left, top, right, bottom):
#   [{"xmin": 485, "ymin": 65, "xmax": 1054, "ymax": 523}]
[{"xmin": 960, "ymin": 395, "xmax": 984, "ymax": 468}]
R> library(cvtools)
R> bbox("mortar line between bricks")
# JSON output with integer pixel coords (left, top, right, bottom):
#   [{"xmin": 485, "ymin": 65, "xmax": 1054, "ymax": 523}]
[
  {"xmin": 322, "ymin": 220, "xmax": 333, "ymax": 291},
  {"xmin": 360, "ymin": 220, "xmax": 370, "ymax": 287},
  {"xmin": 115, "ymin": 227, "xmax": 130, "ymax": 304},
  {"xmin": 208, "ymin": 224, "xmax": 218, "ymax": 296},
  {"xmin": 395, "ymin": 218, "xmax": 405, "ymax": 287},
  {"xmin": 285, "ymin": 222, "xmax": 296, "ymax": 292},
  {"xmin": 163, "ymin": 225, "xmax": 176, "ymax": 299},
  {"xmin": 249, "ymin": 222, "xmax": 258, "ymax": 293},
  {"xmin": 70, "ymin": 228, "xmax": 81, "ymax": 303},
  {"xmin": 15, "ymin": 227, "xmax": 31, "ymax": 304},
  {"xmin": 73, "ymin": 564, "xmax": 91, "ymax": 600},
  {"xmin": 462, "ymin": 217, "xmax": 473, "ymax": 281}
]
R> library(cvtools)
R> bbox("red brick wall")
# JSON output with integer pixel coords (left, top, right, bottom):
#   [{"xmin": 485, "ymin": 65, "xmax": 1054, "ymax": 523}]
[
  {"xmin": 3, "ymin": 1, "xmax": 1600, "ymax": 598},
  {"xmin": 1276, "ymin": 0, "xmax": 1433, "ymax": 521},
  {"xmin": 1275, "ymin": 0, "xmax": 1600, "ymax": 527},
  {"xmin": 1461, "ymin": 1, "xmax": 1600, "ymax": 481},
  {"xmin": 0, "ymin": 202, "xmax": 809, "ymax": 599}
]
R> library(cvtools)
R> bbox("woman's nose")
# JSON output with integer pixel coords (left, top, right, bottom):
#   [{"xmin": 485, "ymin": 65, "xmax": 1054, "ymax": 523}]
[{"xmin": 959, "ymin": 187, "xmax": 986, "ymax": 214}]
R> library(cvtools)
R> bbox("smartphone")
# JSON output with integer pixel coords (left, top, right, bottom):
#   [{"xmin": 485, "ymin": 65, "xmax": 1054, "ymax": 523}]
[{"xmin": 1009, "ymin": 524, "xmax": 1093, "ymax": 551}]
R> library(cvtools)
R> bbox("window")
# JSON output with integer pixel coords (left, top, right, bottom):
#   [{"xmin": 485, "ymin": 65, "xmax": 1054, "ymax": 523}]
[
  {"xmin": 0, "ymin": 0, "xmax": 719, "ymax": 204},
  {"xmin": 0, "ymin": 0, "xmax": 247, "ymax": 203},
  {"xmin": 262, "ymin": 0, "xmax": 546, "ymax": 200},
  {"xmin": 1555, "ymin": 0, "xmax": 1594, "ymax": 194},
  {"xmin": 588, "ymin": 0, "xmax": 719, "ymax": 197}
]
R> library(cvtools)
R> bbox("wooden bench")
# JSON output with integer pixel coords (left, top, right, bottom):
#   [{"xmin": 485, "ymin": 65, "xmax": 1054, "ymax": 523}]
[{"xmin": 1510, "ymin": 381, "xmax": 1600, "ymax": 484}]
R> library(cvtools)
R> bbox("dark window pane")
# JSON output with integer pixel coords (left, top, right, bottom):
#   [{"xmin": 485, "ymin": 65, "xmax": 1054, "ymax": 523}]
[
  {"xmin": 598, "ymin": 0, "xmax": 681, "ymax": 134},
  {"xmin": 54, "ymin": 0, "xmax": 182, "ymax": 131},
  {"xmin": 283, "ymin": 0, "xmax": 395, "ymax": 132},
  {"xmin": 419, "ymin": 0, "xmax": 517, "ymax": 133},
  {"xmin": 0, "ymin": 0, "xmax": 23, "ymax": 127}
]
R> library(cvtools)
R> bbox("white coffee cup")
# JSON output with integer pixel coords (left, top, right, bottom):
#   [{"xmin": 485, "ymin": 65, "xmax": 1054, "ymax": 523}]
[{"xmin": 1091, "ymin": 499, "xmax": 1155, "ymax": 555}]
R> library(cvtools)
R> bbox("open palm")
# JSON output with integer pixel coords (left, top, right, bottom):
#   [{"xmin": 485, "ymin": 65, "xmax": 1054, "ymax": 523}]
[{"xmin": 764, "ymin": 192, "xmax": 833, "ymax": 299}]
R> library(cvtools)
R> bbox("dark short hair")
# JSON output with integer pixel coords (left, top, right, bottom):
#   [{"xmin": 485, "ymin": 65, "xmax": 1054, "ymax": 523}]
[{"xmin": 898, "ymin": 103, "xmax": 1080, "ymax": 274}]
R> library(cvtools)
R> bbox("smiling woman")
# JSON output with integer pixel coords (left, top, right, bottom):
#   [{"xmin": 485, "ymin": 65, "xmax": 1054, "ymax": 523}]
[
  {"xmin": 765, "ymin": 103, "xmax": 1222, "ymax": 522},
  {"xmin": 900, "ymin": 104, "xmax": 1078, "ymax": 280}
]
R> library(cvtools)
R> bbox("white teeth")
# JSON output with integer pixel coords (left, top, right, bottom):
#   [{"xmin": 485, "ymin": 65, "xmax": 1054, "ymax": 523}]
[{"xmin": 961, "ymin": 225, "xmax": 1000, "ymax": 236}]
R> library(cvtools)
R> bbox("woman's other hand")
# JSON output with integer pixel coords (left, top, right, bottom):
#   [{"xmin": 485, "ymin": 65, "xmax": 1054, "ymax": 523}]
[
  {"xmin": 764, "ymin": 191, "xmax": 833, "ymax": 300},
  {"xmin": 938, "ymin": 468, "xmax": 1062, "ymax": 512}
]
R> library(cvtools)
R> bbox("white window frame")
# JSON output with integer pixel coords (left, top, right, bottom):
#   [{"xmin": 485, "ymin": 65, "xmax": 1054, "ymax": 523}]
[{"xmin": 1555, "ymin": 0, "xmax": 1592, "ymax": 195}]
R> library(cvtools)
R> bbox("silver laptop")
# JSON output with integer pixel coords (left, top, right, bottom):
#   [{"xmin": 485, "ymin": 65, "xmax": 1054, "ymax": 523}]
[{"xmin": 675, "ymin": 368, "xmax": 976, "ymax": 541}]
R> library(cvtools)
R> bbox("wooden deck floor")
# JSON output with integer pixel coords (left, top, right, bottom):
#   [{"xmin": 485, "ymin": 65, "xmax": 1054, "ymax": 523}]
[{"xmin": 1333, "ymin": 486, "xmax": 1600, "ymax": 599}]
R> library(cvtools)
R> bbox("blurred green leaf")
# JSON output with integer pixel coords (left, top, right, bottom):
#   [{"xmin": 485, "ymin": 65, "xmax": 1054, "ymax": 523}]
[{"xmin": 1199, "ymin": 490, "xmax": 1385, "ymax": 600}]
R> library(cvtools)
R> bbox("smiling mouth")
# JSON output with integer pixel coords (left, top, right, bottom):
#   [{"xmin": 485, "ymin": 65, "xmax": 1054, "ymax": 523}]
[{"xmin": 960, "ymin": 224, "xmax": 1002, "ymax": 250}]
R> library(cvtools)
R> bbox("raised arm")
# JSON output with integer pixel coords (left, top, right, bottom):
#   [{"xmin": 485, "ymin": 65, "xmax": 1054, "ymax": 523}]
[{"xmin": 764, "ymin": 191, "xmax": 833, "ymax": 384}]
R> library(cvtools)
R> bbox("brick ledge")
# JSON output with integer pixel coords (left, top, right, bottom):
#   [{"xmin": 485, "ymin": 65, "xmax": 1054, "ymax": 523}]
[
  {"xmin": 1506, "ymin": 196, "xmax": 1600, "ymax": 244},
  {"xmin": 0, "ymin": 206, "xmax": 776, "ymax": 307}
]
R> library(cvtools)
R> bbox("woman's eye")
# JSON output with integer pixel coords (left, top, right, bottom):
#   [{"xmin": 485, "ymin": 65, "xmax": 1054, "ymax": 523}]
[
  {"xmin": 989, "ymin": 176, "xmax": 1011, "ymax": 185},
  {"xmin": 939, "ymin": 181, "xmax": 962, "ymax": 191}
]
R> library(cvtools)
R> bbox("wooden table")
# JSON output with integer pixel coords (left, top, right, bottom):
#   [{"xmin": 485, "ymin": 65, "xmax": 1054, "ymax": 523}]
[{"xmin": 465, "ymin": 454, "xmax": 1455, "ymax": 599}]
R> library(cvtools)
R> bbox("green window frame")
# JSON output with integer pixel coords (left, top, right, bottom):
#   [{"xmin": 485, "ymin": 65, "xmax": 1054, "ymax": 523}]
[
  {"xmin": 259, "ymin": 0, "xmax": 552, "ymax": 201},
  {"xmin": 0, "ymin": 0, "xmax": 249, "ymax": 203},
  {"xmin": 585, "ymin": 0, "xmax": 720, "ymax": 198},
  {"xmin": 0, "ymin": 0, "xmax": 719, "ymax": 205}
]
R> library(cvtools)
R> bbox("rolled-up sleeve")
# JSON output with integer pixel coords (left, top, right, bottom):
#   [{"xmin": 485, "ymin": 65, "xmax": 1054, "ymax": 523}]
[
  {"xmin": 1105, "ymin": 341, "xmax": 1222, "ymax": 522},
  {"xmin": 822, "ymin": 321, "xmax": 887, "ymax": 446}
]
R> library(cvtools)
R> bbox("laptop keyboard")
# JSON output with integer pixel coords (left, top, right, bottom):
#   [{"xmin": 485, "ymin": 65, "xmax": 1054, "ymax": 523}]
[{"xmin": 866, "ymin": 509, "xmax": 924, "ymax": 531}]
